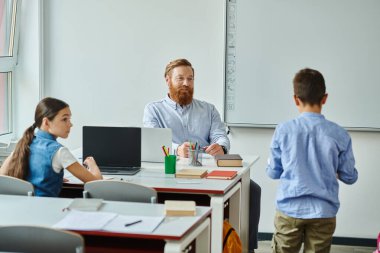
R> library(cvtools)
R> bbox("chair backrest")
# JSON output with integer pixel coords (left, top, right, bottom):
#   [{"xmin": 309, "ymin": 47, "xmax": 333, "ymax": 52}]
[
  {"xmin": 83, "ymin": 180, "xmax": 157, "ymax": 203},
  {"xmin": 0, "ymin": 225, "xmax": 84, "ymax": 253},
  {"xmin": 0, "ymin": 175, "xmax": 34, "ymax": 196}
]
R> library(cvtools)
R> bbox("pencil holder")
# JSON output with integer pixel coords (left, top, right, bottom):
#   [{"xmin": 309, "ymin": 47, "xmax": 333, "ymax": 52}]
[
  {"xmin": 188, "ymin": 148, "xmax": 203, "ymax": 166},
  {"xmin": 164, "ymin": 155, "xmax": 177, "ymax": 174}
]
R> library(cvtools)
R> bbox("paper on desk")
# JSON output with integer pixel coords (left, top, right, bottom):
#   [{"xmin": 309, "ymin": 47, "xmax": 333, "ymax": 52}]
[
  {"xmin": 103, "ymin": 215, "xmax": 165, "ymax": 233},
  {"xmin": 53, "ymin": 210, "xmax": 117, "ymax": 230},
  {"xmin": 138, "ymin": 169, "xmax": 169, "ymax": 178},
  {"xmin": 64, "ymin": 174, "xmax": 114, "ymax": 184},
  {"xmin": 53, "ymin": 210, "xmax": 164, "ymax": 233}
]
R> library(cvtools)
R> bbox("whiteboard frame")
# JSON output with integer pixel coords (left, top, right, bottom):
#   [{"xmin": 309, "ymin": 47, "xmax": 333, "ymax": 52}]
[{"xmin": 223, "ymin": 0, "xmax": 380, "ymax": 132}]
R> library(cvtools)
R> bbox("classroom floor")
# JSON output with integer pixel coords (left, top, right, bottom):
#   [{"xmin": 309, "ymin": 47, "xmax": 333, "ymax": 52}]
[{"xmin": 256, "ymin": 241, "xmax": 376, "ymax": 253}]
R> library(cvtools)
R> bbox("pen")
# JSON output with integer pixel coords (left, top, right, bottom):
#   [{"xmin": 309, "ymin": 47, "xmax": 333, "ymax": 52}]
[{"xmin": 125, "ymin": 219, "xmax": 142, "ymax": 227}]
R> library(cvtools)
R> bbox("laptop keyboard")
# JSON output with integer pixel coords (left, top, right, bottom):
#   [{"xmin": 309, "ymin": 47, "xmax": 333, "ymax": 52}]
[{"xmin": 100, "ymin": 166, "xmax": 141, "ymax": 175}]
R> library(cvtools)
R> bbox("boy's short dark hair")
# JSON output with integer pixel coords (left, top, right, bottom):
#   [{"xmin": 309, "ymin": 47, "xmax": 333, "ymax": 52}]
[{"xmin": 293, "ymin": 68, "xmax": 326, "ymax": 105}]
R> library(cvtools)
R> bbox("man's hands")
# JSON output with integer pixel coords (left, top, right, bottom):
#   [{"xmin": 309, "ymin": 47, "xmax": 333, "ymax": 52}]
[
  {"xmin": 204, "ymin": 143, "xmax": 224, "ymax": 156},
  {"xmin": 177, "ymin": 142, "xmax": 224, "ymax": 158},
  {"xmin": 177, "ymin": 142, "xmax": 191, "ymax": 157}
]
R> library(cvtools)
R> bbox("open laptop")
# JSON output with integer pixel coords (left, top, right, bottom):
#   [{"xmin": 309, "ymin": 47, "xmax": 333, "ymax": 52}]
[
  {"xmin": 141, "ymin": 127, "xmax": 172, "ymax": 163},
  {"xmin": 83, "ymin": 126, "xmax": 141, "ymax": 175}
]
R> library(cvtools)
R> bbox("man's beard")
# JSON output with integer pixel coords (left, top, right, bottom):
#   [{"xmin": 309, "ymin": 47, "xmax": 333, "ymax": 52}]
[{"xmin": 169, "ymin": 85, "xmax": 194, "ymax": 105}]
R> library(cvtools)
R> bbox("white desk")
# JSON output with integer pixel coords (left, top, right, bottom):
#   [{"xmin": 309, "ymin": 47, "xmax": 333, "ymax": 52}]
[
  {"xmin": 65, "ymin": 154, "xmax": 260, "ymax": 253},
  {"xmin": 0, "ymin": 194, "xmax": 211, "ymax": 253}
]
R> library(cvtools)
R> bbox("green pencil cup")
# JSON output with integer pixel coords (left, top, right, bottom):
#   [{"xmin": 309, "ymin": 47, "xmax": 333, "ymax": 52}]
[{"xmin": 165, "ymin": 155, "xmax": 177, "ymax": 174}]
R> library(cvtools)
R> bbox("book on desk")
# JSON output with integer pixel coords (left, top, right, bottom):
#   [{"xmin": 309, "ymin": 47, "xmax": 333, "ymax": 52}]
[
  {"xmin": 164, "ymin": 200, "xmax": 196, "ymax": 216},
  {"xmin": 214, "ymin": 154, "xmax": 243, "ymax": 167},
  {"xmin": 175, "ymin": 168, "xmax": 208, "ymax": 179},
  {"xmin": 206, "ymin": 170, "xmax": 238, "ymax": 180}
]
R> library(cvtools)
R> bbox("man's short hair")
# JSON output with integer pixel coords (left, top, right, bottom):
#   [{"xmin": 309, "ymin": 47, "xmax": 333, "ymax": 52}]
[
  {"xmin": 293, "ymin": 68, "xmax": 326, "ymax": 105},
  {"xmin": 164, "ymin": 58, "xmax": 194, "ymax": 77}
]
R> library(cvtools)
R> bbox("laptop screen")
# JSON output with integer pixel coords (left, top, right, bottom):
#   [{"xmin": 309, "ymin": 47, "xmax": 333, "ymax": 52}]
[
  {"xmin": 83, "ymin": 126, "xmax": 141, "ymax": 168},
  {"xmin": 141, "ymin": 127, "xmax": 172, "ymax": 163}
]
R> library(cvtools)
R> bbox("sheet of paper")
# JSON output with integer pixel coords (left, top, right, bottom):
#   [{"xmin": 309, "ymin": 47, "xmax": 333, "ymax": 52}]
[
  {"xmin": 176, "ymin": 179, "xmax": 202, "ymax": 184},
  {"xmin": 103, "ymin": 215, "xmax": 165, "ymax": 233},
  {"xmin": 53, "ymin": 210, "xmax": 117, "ymax": 231}
]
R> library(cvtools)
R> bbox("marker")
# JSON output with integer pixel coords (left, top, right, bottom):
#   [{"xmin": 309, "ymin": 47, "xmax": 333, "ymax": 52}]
[
  {"xmin": 125, "ymin": 219, "xmax": 142, "ymax": 227},
  {"xmin": 162, "ymin": 146, "xmax": 169, "ymax": 157}
]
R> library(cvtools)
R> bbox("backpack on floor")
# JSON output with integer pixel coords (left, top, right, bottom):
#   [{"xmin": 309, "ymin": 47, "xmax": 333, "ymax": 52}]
[{"xmin": 223, "ymin": 219, "xmax": 242, "ymax": 253}]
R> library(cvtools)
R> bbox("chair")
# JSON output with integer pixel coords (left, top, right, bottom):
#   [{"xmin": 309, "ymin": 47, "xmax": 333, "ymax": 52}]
[
  {"xmin": 83, "ymin": 180, "xmax": 157, "ymax": 203},
  {"xmin": 0, "ymin": 225, "xmax": 84, "ymax": 253},
  {"xmin": 0, "ymin": 175, "xmax": 34, "ymax": 196}
]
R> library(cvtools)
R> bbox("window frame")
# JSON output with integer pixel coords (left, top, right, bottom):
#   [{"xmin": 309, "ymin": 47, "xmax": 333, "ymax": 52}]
[{"xmin": 0, "ymin": 0, "xmax": 21, "ymax": 137}]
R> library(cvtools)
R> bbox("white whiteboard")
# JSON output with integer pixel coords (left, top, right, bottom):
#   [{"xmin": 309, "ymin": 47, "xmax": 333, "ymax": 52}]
[
  {"xmin": 225, "ymin": 0, "xmax": 380, "ymax": 130},
  {"xmin": 42, "ymin": 0, "xmax": 225, "ymax": 149}
]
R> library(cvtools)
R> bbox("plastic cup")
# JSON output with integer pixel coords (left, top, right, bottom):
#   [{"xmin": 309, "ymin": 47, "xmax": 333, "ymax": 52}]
[{"xmin": 165, "ymin": 155, "xmax": 177, "ymax": 174}]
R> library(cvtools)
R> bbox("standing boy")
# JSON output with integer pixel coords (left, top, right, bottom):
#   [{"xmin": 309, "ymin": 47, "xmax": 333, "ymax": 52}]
[{"xmin": 266, "ymin": 68, "xmax": 358, "ymax": 253}]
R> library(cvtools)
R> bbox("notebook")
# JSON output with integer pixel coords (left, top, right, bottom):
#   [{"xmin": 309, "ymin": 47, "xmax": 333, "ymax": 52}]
[
  {"xmin": 83, "ymin": 126, "xmax": 141, "ymax": 175},
  {"xmin": 141, "ymin": 127, "xmax": 172, "ymax": 163},
  {"xmin": 206, "ymin": 170, "xmax": 238, "ymax": 180}
]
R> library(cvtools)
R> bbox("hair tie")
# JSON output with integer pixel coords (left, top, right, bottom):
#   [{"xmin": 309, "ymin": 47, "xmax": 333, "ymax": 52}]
[{"xmin": 32, "ymin": 123, "xmax": 36, "ymax": 128}]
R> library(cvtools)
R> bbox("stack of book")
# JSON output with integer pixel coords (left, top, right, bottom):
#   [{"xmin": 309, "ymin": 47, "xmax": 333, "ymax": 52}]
[
  {"xmin": 164, "ymin": 200, "xmax": 196, "ymax": 216},
  {"xmin": 214, "ymin": 154, "xmax": 243, "ymax": 167},
  {"xmin": 175, "ymin": 168, "xmax": 208, "ymax": 179}
]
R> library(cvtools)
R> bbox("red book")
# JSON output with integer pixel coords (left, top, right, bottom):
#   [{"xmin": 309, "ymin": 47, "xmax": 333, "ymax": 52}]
[{"xmin": 206, "ymin": 170, "xmax": 238, "ymax": 180}]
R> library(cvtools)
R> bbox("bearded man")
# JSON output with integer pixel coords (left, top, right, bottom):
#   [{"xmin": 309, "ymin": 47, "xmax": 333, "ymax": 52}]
[
  {"xmin": 143, "ymin": 58, "xmax": 229, "ymax": 157},
  {"xmin": 143, "ymin": 58, "xmax": 261, "ymax": 253}
]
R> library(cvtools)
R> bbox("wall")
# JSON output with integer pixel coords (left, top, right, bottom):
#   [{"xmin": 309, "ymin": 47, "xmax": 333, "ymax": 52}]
[
  {"xmin": 42, "ymin": 0, "xmax": 225, "ymax": 149},
  {"xmin": 16, "ymin": 0, "xmax": 380, "ymax": 239}
]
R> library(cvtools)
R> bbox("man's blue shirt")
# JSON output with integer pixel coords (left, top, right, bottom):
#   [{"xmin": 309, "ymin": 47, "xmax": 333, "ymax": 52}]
[
  {"xmin": 266, "ymin": 112, "xmax": 358, "ymax": 218},
  {"xmin": 143, "ymin": 94, "xmax": 230, "ymax": 151}
]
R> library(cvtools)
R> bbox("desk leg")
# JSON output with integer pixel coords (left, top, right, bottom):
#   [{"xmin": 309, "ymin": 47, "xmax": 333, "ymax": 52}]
[
  {"xmin": 240, "ymin": 170, "xmax": 250, "ymax": 253},
  {"xmin": 210, "ymin": 182, "xmax": 242, "ymax": 253},
  {"xmin": 210, "ymin": 196, "xmax": 224, "ymax": 253},
  {"xmin": 229, "ymin": 182, "xmax": 242, "ymax": 235},
  {"xmin": 164, "ymin": 218, "xmax": 210, "ymax": 253}
]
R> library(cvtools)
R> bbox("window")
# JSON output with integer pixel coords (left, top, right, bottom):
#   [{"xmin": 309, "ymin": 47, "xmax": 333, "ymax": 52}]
[{"xmin": 0, "ymin": 0, "xmax": 20, "ymax": 136}]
